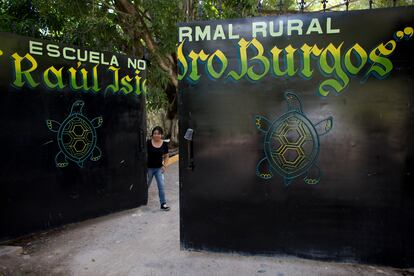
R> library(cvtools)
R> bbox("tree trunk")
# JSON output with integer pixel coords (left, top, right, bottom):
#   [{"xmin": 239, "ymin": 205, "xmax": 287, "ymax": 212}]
[{"xmin": 113, "ymin": 0, "xmax": 180, "ymax": 144}]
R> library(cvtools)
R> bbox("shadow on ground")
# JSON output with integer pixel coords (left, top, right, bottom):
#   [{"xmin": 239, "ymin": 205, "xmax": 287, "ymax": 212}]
[{"xmin": 1, "ymin": 162, "xmax": 413, "ymax": 276}]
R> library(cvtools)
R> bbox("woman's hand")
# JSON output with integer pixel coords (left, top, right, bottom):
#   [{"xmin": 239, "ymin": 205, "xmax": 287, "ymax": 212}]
[{"xmin": 161, "ymin": 165, "xmax": 167, "ymax": 173}]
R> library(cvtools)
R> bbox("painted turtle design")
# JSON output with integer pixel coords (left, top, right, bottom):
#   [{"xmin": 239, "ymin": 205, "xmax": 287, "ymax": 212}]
[
  {"xmin": 255, "ymin": 92, "xmax": 333, "ymax": 185},
  {"xmin": 46, "ymin": 100, "xmax": 103, "ymax": 168}
]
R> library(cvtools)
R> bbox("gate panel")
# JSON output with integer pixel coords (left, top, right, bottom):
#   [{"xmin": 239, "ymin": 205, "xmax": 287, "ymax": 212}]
[
  {"xmin": 178, "ymin": 8, "xmax": 414, "ymax": 267},
  {"xmin": 0, "ymin": 33, "xmax": 147, "ymax": 239}
]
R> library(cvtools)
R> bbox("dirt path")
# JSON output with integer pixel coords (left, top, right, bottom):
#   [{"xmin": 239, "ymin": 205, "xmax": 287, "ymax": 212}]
[{"xmin": 1, "ymin": 162, "xmax": 412, "ymax": 276}]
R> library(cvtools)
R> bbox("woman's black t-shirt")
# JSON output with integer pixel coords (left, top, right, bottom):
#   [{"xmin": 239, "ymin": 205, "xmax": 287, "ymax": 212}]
[{"xmin": 147, "ymin": 140, "xmax": 169, "ymax": 168}]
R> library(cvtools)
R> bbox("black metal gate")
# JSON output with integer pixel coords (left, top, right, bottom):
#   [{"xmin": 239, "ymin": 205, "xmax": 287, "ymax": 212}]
[
  {"xmin": 0, "ymin": 32, "xmax": 148, "ymax": 240},
  {"xmin": 178, "ymin": 7, "xmax": 414, "ymax": 267}
]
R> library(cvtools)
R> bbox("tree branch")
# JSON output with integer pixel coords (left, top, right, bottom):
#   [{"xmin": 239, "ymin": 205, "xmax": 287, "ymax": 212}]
[{"xmin": 115, "ymin": 0, "xmax": 178, "ymax": 87}]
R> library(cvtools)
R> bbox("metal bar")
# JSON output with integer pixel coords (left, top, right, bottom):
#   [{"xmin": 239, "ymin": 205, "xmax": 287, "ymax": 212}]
[
  {"xmin": 319, "ymin": 0, "xmax": 358, "ymax": 12},
  {"xmin": 257, "ymin": 0, "xmax": 263, "ymax": 13},
  {"xmin": 299, "ymin": 0, "xmax": 306, "ymax": 13},
  {"xmin": 198, "ymin": 0, "xmax": 203, "ymax": 18},
  {"xmin": 321, "ymin": 0, "xmax": 328, "ymax": 11},
  {"xmin": 218, "ymin": 0, "xmax": 223, "ymax": 16}
]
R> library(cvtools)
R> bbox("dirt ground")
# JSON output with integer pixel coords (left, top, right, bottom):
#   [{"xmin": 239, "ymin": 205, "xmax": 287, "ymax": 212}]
[{"xmin": 1, "ymin": 161, "xmax": 413, "ymax": 276}]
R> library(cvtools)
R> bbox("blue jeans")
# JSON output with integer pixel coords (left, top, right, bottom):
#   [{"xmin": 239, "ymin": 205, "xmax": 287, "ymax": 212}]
[{"xmin": 147, "ymin": 168, "xmax": 166, "ymax": 205}]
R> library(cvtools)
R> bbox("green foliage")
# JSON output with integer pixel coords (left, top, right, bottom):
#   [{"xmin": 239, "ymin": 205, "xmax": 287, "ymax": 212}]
[
  {"xmin": 200, "ymin": 0, "xmax": 259, "ymax": 19},
  {"xmin": 260, "ymin": 0, "xmax": 297, "ymax": 12},
  {"xmin": 139, "ymin": 0, "xmax": 184, "ymax": 56},
  {"xmin": 0, "ymin": 0, "xmax": 132, "ymax": 51},
  {"xmin": 37, "ymin": 0, "xmax": 132, "ymax": 52},
  {"xmin": 146, "ymin": 64, "xmax": 170, "ymax": 111},
  {"xmin": 0, "ymin": 0, "xmax": 48, "ymax": 37},
  {"xmin": 134, "ymin": 0, "xmax": 184, "ymax": 111}
]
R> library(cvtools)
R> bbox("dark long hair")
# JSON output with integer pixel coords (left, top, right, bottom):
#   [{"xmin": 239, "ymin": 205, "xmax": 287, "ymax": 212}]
[{"xmin": 151, "ymin": 126, "xmax": 164, "ymax": 136}]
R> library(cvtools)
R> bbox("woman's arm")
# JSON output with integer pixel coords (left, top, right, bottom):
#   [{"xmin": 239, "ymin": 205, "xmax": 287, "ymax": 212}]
[{"xmin": 162, "ymin": 154, "xmax": 169, "ymax": 172}]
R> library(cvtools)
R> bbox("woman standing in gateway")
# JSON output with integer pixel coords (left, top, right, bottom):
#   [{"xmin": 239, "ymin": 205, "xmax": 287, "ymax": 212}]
[{"xmin": 147, "ymin": 126, "xmax": 170, "ymax": 211}]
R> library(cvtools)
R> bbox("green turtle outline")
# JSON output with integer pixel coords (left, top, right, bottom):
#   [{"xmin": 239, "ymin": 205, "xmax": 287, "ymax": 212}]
[
  {"xmin": 255, "ymin": 92, "xmax": 333, "ymax": 185},
  {"xmin": 46, "ymin": 100, "xmax": 103, "ymax": 168}
]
